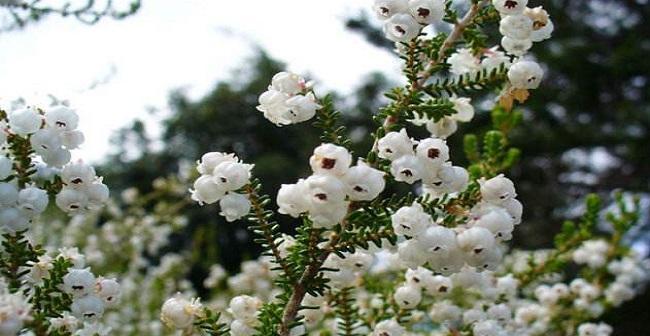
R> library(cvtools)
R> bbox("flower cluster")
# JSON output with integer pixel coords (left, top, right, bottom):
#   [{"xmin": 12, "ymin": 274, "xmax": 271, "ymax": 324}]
[
  {"xmin": 56, "ymin": 161, "xmax": 110, "ymax": 214},
  {"xmin": 494, "ymin": 0, "xmax": 553, "ymax": 56},
  {"xmin": 256, "ymin": 72, "xmax": 321, "ymax": 126},
  {"xmin": 190, "ymin": 152, "xmax": 253, "ymax": 222},
  {"xmin": 392, "ymin": 173, "xmax": 521, "ymax": 275},
  {"xmin": 277, "ymin": 143, "xmax": 386, "ymax": 228},
  {"xmin": 373, "ymin": 0, "xmax": 445, "ymax": 42},
  {"xmin": 377, "ymin": 128, "xmax": 469, "ymax": 194}
]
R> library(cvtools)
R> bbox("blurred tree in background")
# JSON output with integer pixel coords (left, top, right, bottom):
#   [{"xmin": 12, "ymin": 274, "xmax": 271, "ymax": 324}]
[{"xmin": 98, "ymin": 0, "xmax": 650, "ymax": 333}]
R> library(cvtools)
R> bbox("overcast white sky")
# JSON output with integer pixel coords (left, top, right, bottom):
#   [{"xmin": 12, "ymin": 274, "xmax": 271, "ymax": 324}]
[{"xmin": 0, "ymin": 0, "xmax": 400, "ymax": 163}]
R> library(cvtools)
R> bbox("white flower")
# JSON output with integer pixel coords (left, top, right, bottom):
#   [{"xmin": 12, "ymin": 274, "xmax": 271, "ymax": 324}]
[
  {"xmin": 378, "ymin": 129, "xmax": 414, "ymax": 160},
  {"xmin": 573, "ymin": 239, "xmax": 609, "ymax": 268},
  {"xmin": 309, "ymin": 200, "xmax": 348, "ymax": 229},
  {"xmin": 416, "ymin": 138, "xmax": 449, "ymax": 166},
  {"xmin": 577, "ymin": 322, "xmax": 613, "ymax": 336},
  {"xmin": 524, "ymin": 6, "xmax": 554, "ymax": 42},
  {"xmin": 501, "ymin": 36, "xmax": 532, "ymax": 56},
  {"xmin": 499, "ymin": 14, "xmax": 533, "ymax": 40},
  {"xmin": 219, "ymin": 193, "xmax": 251, "ymax": 222},
  {"xmin": 473, "ymin": 320, "xmax": 505, "ymax": 336},
  {"xmin": 423, "ymin": 275, "xmax": 453, "ymax": 296},
  {"xmin": 447, "ymin": 48, "xmax": 480, "ymax": 76},
  {"xmin": 342, "ymin": 162, "xmax": 385, "ymax": 201},
  {"xmin": 17, "ymin": 186, "xmax": 48, "ymax": 215},
  {"xmin": 373, "ymin": 319, "xmax": 405, "ymax": 336},
  {"xmin": 309, "ymin": 143, "xmax": 352, "ymax": 176},
  {"xmin": 373, "ymin": 0, "xmax": 408, "ymax": 20},
  {"xmin": 160, "ymin": 295, "xmax": 203, "ymax": 329},
  {"xmin": 0, "ymin": 183, "xmax": 18, "ymax": 206},
  {"xmin": 8, "ymin": 107, "xmax": 41, "ymax": 136},
  {"xmin": 256, "ymin": 89, "xmax": 290, "ymax": 125},
  {"xmin": 456, "ymin": 227, "xmax": 496, "ymax": 258},
  {"xmin": 285, "ymin": 93, "xmax": 321, "ymax": 124},
  {"xmin": 390, "ymin": 155, "xmax": 424, "ymax": 184},
  {"xmin": 450, "ymin": 96, "xmax": 475, "ymax": 122},
  {"xmin": 306, "ymin": 174, "xmax": 347, "ymax": 206},
  {"xmin": 58, "ymin": 247, "xmax": 86, "ymax": 268},
  {"xmin": 56, "ymin": 187, "xmax": 89, "ymax": 213},
  {"xmin": 31, "ymin": 129, "xmax": 63, "ymax": 161},
  {"xmin": 347, "ymin": 251, "xmax": 374, "ymax": 272},
  {"xmin": 391, "ymin": 202, "xmax": 431, "ymax": 237},
  {"xmin": 501, "ymin": 198, "xmax": 523, "ymax": 224},
  {"xmin": 0, "ymin": 207, "xmax": 30, "ymax": 232},
  {"xmin": 229, "ymin": 295, "xmax": 262, "ymax": 325},
  {"xmin": 230, "ymin": 319, "xmax": 257, "ymax": 336},
  {"xmin": 492, "ymin": 0, "xmax": 527, "ymax": 16},
  {"xmin": 61, "ymin": 130, "xmax": 85, "ymax": 149},
  {"xmin": 191, "ymin": 175, "xmax": 225, "ymax": 205},
  {"xmin": 196, "ymin": 152, "xmax": 237, "ymax": 175},
  {"xmin": 27, "ymin": 254, "xmax": 54, "ymax": 284},
  {"xmin": 61, "ymin": 161, "xmax": 96, "ymax": 188},
  {"xmin": 481, "ymin": 47, "xmax": 511, "ymax": 72},
  {"xmin": 62, "ymin": 268, "xmax": 96, "ymax": 298},
  {"xmin": 397, "ymin": 240, "xmax": 428, "ymax": 268},
  {"xmin": 85, "ymin": 182, "xmax": 109, "ymax": 209},
  {"xmin": 429, "ymin": 300, "xmax": 462, "ymax": 323},
  {"xmin": 276, "ymin": 180, "xmax": 310, "ymax": 217},
  {"xmin": 45, "ymin": 105, "xmax": 79, "ymax": 131},
  {"xmin": 408, "ymin": 0, "xmax": 444, "ymax": 25},
  {"xmin": 95, "ymin": 278, "xmax": 120, "ymax": 308},
  {"xmin": 480, "ymin": 174, "xmax": 517, "ymax": 204},
  {"xmin": 394, "ymin": 284, "xmax": 421, "ymax": 309},
  {"xmin": 212, "ymin": 161, "xmax": 253, "ymax": 191},
  {"xmin": 405, "ymin": 267, "xmax": 434, "ymax": 288},
  {"xmin": 383, "ymin": 13, "xmax": 421, "ymax": 42},
  {"xmin": 425, "ymin": 116, "xmax": 457, "ymax": 139},
  {"xmin": 423, "ymin": 164, "xmax": 469, "ymax": 196},
  {"xmin": 417, "ymin": 225, "xmax": 458, "ymax": 256},
  {"xmin": 71, "ymin": 295, "xmax": 105, "ymax": 321},
  {"xmin": 0, "ymin": 156, "xmax": 11, "ymax": 180},
  {"xmin": 508, "ymin": 60, "xmax": 544, "ymax": 89},
  {"xmin": 470, "ymin": 205, "xmax": 515, "ymax": 241},
  {"xmin": 271, "ymin": 72, "xmax": 304, "ymax": 95},
  {"xmin": 40, "ymin": 147, "xmax": 72, "ymax": 167},
  {"xmin": 604, "ymin": 281, "xmax": 635, "ymax": 306}
]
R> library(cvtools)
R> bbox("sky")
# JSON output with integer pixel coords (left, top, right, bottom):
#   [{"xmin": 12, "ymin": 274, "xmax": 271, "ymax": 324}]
[{"xmin": 0, "ymin": 0, "xmax": 400, "ymax": 163}]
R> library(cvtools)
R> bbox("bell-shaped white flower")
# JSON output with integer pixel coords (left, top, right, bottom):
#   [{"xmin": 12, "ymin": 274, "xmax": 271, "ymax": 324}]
[
  {"xmin": 256, "ymin": 89, "xmax": 291, "ymax": 126},
  {"xmin": 229, "ymin": 295, "xmax": 262, "ymax": 325},
  {"xmin": 450, "ymin": 96, "xmax": 475, "ymax": 122},
  {"xmin": 499, "ymin": 14, "xmax": 533, "ymax": 40},
  {"xmin": 160, "ymin": 295, "xmax": 202, "ymax": 329},
  {"xmin": 373, "ymin": 319, "xmax": 406, "ymax": 336},
  {"xmin": 62, "ymin": 268, "xmax": 96, "ymax": 298},
  {"xmin": 95, "ymin": 278, "xmax": 121, "ymax": 308},
  {"xmin": 55, "ymin": 187, "xmax": 89, "ymax": 213},
  {"xmin": 8, "ymin": 107, "xmax": 42, "ymax": 136},
  {"xmin": 17, "ymin": 186, "xmax": 48, "ymax": 215},
  {"xmin": 480, "ymin": 174, "xmax": 517, "ymax": 204},
  {"xmin": 394, "ymin": 284, "xmax": 422, "ymax": 309},
  {"xmin": 391, "ymin": 202, "xmax": 431, "ymax": 237},
  {"xmin": 378, "ymin": 129, "xmax": 414, "ymax": 160},
  {"xmin": 373, "ymin": 0, "xmax": 408, "ymax": 20},
  {"xmin": 492, "ymin": 0, "xmax": 527, "ymax": 16},
  {"xmin": 383, "ymin": 13, "xmax": 421, "ymax": 42},
  {"xmin": 196, "ymin": 152, "xmax": 237, "ymax": 175},
  {"xmin": 408, "ymin": 0, "xmax": 444, "ymax": 25},
  {"xmin": 276, "ymin": 180, "xmax": 310, "ymax": 217},
  {"xmin": 45, "ymin": 105, "xmax": 79, "ymax": 131},
  {"xmin": 501, "ymin": 36, "xmax": 532, "ymax": 56},
  {"xmin": 61, "ymin": 161, "xmax": 96, "ymax": 188},
  {"xmin": 309, "ymin": 143, "xmax": 352, "ymax": 176},
  {"xmin": 0, "ymin": 156, "xmax": 11, "ymax": 180},
  {"xmin": 70, "ymin": 295, "xmax": 105, "ymax": 321},
  {"xmin": 343, "ymin": 162, "xmax": 385, "ymax": 201},
  {"xmin": 212, "ymin": 161, "xmax": 253, "ymax": 191},
  {"xmin": 508, "ymin": 60, "xmax": 544, "ymax": 89},
  {"xmin": 456, "ymin": 227, "xmax": 496, "ymax": 258},
  {"xmin": 285, "ymin": 93, "xmax": 321, "ymax": 124},
  {"xmin": 447, "ymin": 48, "xmax": 480, "ymax": 76},
  {"xmin": 305, "ymin": 174, "xmax": 347, "ymax": 206},
  {"xmin": 271, "ymin": 72, "xmax": 304, "ymax": 95},
  {"xmin": 426, "ymin": 117, "xmax": 458, "ymax": 139},
  {"xmin": 397, "ymin": 240, "xmax": 428, "ymax": 268},
  {"xmin": 219, "ymin": 193, "xmax": 251, "ymax": 222},
  {"xmin": 416, "ymin": 138, "xmax": 449, "ymax": 167},
  {"xmin": 191, "ymin": 175, "xmax": 225, "ymax": 205},
  {"xmin": 390, "ymin": 155, "xmax": 424, "ymax": 184},
  {"xmin": 309, "ymin": 201, "xmax": 348, "ymax": 229},
  {"xmin": 0, "ymin": 183, "xmax": 19, "ymax": 206}
]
